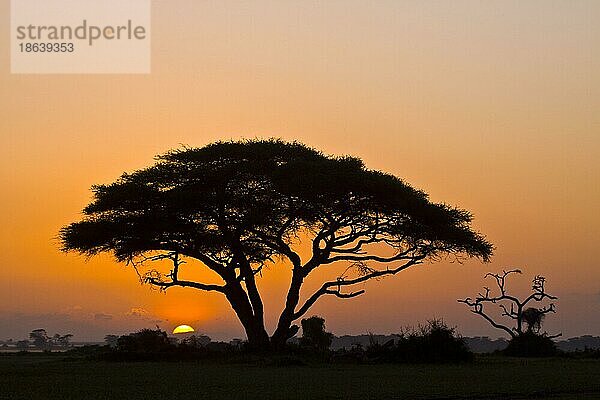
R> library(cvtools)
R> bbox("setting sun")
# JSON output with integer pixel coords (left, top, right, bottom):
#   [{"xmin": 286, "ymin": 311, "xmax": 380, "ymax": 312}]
[{"xmin": 173, "ymin": 325, "xmax": 195, "ymax": 334}]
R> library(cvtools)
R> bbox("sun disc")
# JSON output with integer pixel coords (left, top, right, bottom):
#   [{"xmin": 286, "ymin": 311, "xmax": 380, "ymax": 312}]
[{"xmin": 173, "ymin": 324, "xmax": 195, "ymax": 334}]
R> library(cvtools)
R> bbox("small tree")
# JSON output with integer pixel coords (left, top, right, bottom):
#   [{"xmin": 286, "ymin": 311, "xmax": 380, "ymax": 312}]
[
  {"xmin": 300, "ymin": 316, "xmax": 333, "ymax": 351},
  {"xmin": 29, "ymin": 330, "xmax": 73, "ymax": 349},
  {"xmin": 458, "ymin": 269, "xmax": 560, "ymax": 339},
  {"xmin": 29, "ymin": 329, "xmax": 49, "ymax": 349},
  {"xmin": 53, "ymin": 334, "xmax": 73, "ymax": 348}
]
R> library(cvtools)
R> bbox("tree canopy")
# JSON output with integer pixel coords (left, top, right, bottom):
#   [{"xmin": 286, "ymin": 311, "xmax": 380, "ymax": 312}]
[{"xmin": 60, "ymin": 139, "xmax": 492, "ymax": 349}]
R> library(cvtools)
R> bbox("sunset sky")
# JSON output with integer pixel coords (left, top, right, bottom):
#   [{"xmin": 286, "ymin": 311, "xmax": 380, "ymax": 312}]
[{"xmin": 1, "ymin": 0, "xmax": 599, "ymax": 341}]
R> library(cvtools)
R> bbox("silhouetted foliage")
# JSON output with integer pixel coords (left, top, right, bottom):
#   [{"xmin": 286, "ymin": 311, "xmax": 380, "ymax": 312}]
[
  {"xmin": 522, "ymin": 307, "xmax": 545, "ymax": 334},
  {"xmin": 116, "ymin": 329, "xmax": 174, "ymax": 353},
  {"xmin": 299, "ymin": 316, "xmax": 334, "ymax": 352},
  {"xmin": 180, "ymin": 334, "xmax": 212, "ymax": 348},
  {"xmin": 104, "ymin": 334, "xmax": 118, "ymax": 348},
  {"xmin": 52, "ymin": 333, "xmax": 73, "ymax": 348},
  {"xmin": 28, "ymin": 329, "xmax": 73, "ymax": 350},
  {"xmin": 362, "ymin": 319, "xmax": 473, "ymax": 363},
  {"xmin": 82, "ymin": 329, "xmax": 243, "ymax": 361},
  {"xmin": 60, "ymin": 139, "xmax": 492, "ymax": 349},
  {"xmin": 29, "ymin": 329, "xmax": 49, "ymax": 349},
  {"xmin": 504, "ymin": 331, "xmax": 558, "ymax": 357}
]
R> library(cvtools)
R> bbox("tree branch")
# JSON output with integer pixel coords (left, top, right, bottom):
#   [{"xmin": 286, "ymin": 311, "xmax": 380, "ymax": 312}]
[
  {"xmin": 250, "ymin": 229, "xmax": 302, "ymax": 268},
  {"xmin": 293, "ymin": 257, "xmax": 424, "ymax": 320},
  {"xmin": 499, "ymin": 304, "xmax": 519, "ymax": 320},
  {"xmin": 138, "ymin": 252, "xmax": 226, "ymax": 293},
  {"xmin": 323, "ymin": 248, "xmax": 417, "ymax": 265},
  {"xmin": 145, "ymin": 276, "xmax": 226, "ymax": 292}
]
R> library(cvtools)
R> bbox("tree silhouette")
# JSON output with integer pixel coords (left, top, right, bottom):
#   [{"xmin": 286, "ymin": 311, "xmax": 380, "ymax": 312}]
[
  {"xmin": 300, "ymin": 316, "xmax": 333, "ymax": 351},
  {"xmin": 458, "ymin": 269, "xmax": 560, "ymax": 339},
  {"xmin": 60, "ymin": 139, "xmax": 492, "ymax": 349},
  {"xmin": 29, "ymin": 329, "xmax": 73, "ymax": 349},
  {"xmin": 53, "ymin": 333, "xmax": 73, "ymax": 348},
  {"xmin": 29, "ymin": 329, "xmax": 49, "ymax": 349}
]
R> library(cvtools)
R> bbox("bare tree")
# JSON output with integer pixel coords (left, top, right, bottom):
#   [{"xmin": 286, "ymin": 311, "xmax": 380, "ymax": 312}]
[{"xmin": 458, "ymin": 269, "xmax": 560, "ymax": 338}]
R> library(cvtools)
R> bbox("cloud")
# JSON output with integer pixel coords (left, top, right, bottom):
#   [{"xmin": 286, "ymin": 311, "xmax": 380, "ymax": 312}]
[
  {"xmin": 126, "ymin": 307, "xmax": 150, "ymax": 317},
  {"xmin": 61, "ymin": 305, "xmax": 85, "ymax": 315},
  {"xmin": 94, "ymin": 313, "xmax": 113, "ymax": 321},
  {"xmin": 123, "ymin": 308, "xmax": 162, "ymax": 326}
]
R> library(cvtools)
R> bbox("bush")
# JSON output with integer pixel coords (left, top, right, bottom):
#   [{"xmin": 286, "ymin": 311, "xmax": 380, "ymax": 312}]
[
  {"xmin": 365, "ymin": 319, "xmax": 473, "ymax": 363},
  {"xmin": 503, "ymin": 332, "xmax": 558, "ymax": 357},
  {"xmin": 180, "ymin": 334, "xmax": 211, "ymax": 349},
  {"xmin": 299, "ymin": 316, "xmax": 333, "ymax": 352},
  {"xmin": 116, "ymin": 329, "xmax": 175, "ymax": 354}
]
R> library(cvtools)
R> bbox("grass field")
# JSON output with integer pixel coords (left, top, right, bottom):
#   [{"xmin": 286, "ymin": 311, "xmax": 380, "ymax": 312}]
[{"xmin": 1, "ymin": 353, "xmax": 599, "ymax": 400}]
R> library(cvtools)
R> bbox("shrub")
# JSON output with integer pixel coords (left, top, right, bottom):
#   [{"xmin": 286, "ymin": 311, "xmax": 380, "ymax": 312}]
[
  {"xmin": 299, "ymin": 316, "xmax": 333, "ymax": 352},
  {"xmin": 503, "ymin": 332, "xmax": 558, "ymax": 357},
  {"xmin": 116, "ymin": 328, "xmax": 174, "ymax": 354},
  {"xmin": 366, "ymin": 319, "xmax": 473, "ymax": 363}
]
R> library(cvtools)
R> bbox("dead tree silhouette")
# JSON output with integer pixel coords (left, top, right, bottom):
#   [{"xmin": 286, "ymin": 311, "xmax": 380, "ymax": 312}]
[{"xmin": 458, "ymin": 269, "xmax": 560, "ymax": 339}]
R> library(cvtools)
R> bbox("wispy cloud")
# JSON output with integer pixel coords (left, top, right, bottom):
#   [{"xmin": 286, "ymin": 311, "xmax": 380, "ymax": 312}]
[
  {"xmin": 126, "ymin": 307, "xmax": 150, "ymax": 318},
  {"xmin": 94, "ymin": 313, "xmax": 113, "ymax": 321},
  {"xmin": 125, "ymin": 307, "xmax": 162, "ymax": 324}
]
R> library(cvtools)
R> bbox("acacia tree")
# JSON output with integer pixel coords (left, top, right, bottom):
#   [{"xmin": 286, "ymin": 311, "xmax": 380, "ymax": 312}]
[
  {"xmin": 60, "ymin": 140, "xmax": 492, "ymax": 349},
  {"xmin": 29, "ymin": 329, "xmax": 49, "ymax": 349},
  {"xmin": 458, "ymin": 269, "xmax": 560, "ymax": 338},
  {"xmin": 29, "ymin": 329, "xmax": 73, "ymax": 349}
]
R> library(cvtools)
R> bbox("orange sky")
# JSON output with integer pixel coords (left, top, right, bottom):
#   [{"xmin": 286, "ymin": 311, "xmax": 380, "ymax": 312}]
[{"xmin": 1, "ymin": 0, "xmax": 599, "ymax": 341}]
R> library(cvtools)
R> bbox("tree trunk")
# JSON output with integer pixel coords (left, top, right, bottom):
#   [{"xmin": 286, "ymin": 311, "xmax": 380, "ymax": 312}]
[
  {"xmin": 224, "ymin": 283, "xmax": 271, "ymax": 350},
  {"xmin": 244, "ymin": 319, "xmax": 271, "ymax": 350},
  {"xmin": 270, "ymin": 273, "xmax": 304, "ymax": 349},
  {"xmin": 516, "ymin": 305, "xmax": 523, "ymax": 335},
  {"xmin": 270, "ymin": 324, "xmax": 299, "ymax": 350}
]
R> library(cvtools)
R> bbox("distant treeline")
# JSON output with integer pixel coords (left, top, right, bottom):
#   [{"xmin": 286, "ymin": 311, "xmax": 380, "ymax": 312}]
[
  {"xmin": 2, "ymin": 333, "xmax": 599, "ymax": 353},
  {"xmin": 326, "ymin": 335, "xmax": 600, "ymax": 353}
]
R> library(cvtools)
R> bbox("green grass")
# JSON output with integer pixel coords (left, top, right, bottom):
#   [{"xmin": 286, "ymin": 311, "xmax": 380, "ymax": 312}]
[{"xmin": 1, "ymin": 353, "xmax": 599, "ymax": 400}]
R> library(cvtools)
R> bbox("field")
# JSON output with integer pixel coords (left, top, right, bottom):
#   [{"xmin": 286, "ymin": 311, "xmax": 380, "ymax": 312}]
[{"xmin": 1, "ymin": 353, "xmax": 599, "ymax": 400}]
